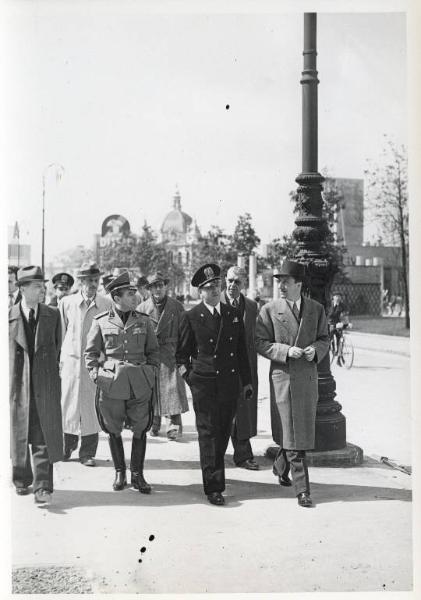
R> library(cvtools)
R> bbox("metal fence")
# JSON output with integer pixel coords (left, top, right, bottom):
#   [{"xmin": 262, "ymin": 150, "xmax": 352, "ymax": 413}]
[{"xmin": 332, "ymin": 283, "xmax": 381, "ymax": 316}]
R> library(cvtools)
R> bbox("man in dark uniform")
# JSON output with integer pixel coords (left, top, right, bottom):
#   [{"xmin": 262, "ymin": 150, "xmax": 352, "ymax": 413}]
[
  {"xmin": 327, "ymin": 290, "xmax": 349, "ymax": 364},
  {"xmin": 84, "ymin": 272, "xmax": 160, "ymax": 493},
  {"xmin": 48, "ymin": 272, "xmax": 74, "ymax": 307},
  {"xmin": 176, "ymin": 263, "xmax": 253, "ymax": 506}
]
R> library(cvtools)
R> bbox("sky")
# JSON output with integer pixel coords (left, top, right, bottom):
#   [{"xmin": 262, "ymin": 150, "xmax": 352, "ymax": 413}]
[{"xmin": 2, "ymin": 5, "xmax": 407, "ymax": 265}]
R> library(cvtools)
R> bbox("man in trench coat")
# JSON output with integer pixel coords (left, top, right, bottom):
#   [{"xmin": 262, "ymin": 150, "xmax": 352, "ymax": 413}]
[
  {"xmin": 59, "ymin": 262, "xmax": 112, "ymax": 466},
  {"xmin": 9, "ymin": 266, "xmax": 63, "ymax": 506},
  {"xmin": 220, "ymin": 265, "xmax": 259, "ymax": 470},
  {"xmin": 176, "ymin": 263, "xmax": 253, "ymax": 506},
  {"xmin": 256, "ymin": 260, "xmax": 329, "ymax": 507},
  {"xmin": 138, "ymin": 272, "xmax": 188, "ymax": 440}
]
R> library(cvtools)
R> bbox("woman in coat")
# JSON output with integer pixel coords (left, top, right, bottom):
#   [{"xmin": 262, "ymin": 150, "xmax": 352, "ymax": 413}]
[{"xmin": 138, "ymin": 272, "xmax": 188, "ymax": 440}]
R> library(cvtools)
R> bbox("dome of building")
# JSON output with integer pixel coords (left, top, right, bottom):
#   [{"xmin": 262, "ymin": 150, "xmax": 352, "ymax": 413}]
[{"xmin": 161, "ymin": 189, "xmax": 192, "ymax": 236}]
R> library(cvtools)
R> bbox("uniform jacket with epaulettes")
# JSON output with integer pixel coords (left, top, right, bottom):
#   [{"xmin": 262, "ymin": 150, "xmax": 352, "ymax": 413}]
[
  {"xmin": 84, "ymin": 306, "xmax": 160, "ymax": 401},
  {"xmin": 176, "ymin": 301, "xmax": 252, "ymax": 402}
]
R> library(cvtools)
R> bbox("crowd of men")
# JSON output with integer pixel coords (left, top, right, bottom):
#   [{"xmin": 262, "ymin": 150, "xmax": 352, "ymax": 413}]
[{"xmin": 8, "ymin": 258, "xmax": 329, "ymax": 509}]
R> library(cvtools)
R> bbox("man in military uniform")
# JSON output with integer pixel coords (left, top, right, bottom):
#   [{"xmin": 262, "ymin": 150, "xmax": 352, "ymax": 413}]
[
  {"xmin": 176, "ymin": 264, "xmax": 253, "ymax": 506},
  {"xmin": 48, "ymin": 272, "xmax": 74, "ymax": 307},
  {"xmin": 84, "ymin": 272, "xmax": 160, "ymax": 493}
]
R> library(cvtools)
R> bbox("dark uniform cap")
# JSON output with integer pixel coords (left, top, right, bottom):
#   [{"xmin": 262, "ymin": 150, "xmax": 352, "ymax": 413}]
[
  {"xmin": 105, "ymin": 271, "xmax": 137, "ymax": 294},
  {"xmin": 102, "ymin": 274, "xmax": 114, "ymax": 291},
  {"xmin": 147, "ymin": 271, "xmax": 169, "ymax": 288},
  {"xmin": 136, "ymin": 276, "xmax": 149, "ymax": 288},
  {"xmin": 77, "ymin": 261, "xmax": 103, "ymax": 278},
  {"xmin": 191, "ymin": 263, "xmax": 221, "ymax": 288},
  {"xmin": 273, "ymin": 259, "xmax": 306, "ymax": 281},
  {"xmin": 52, "ymin": 272, "xmax": 74, "ymax": 288},
  {"xmin": 16, "ymin": 265, "xmax": 48, "ymax": 284}
]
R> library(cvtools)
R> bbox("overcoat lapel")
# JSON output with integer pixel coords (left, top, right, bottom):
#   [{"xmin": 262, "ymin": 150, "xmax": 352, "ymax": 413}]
[
  {"xmin": 9, "ymin": 304, "xmax": 28, "ymax": 352},
  {"xmin": 295, "ymin": 297, "xmax": 315, "ymax": 347},
  {"xmin": 274, "ymin": 299, "xmax": 299, "ymax": 339},
  {"xmin": 156, "ymin": 301, "xmax": 174, "ymax": 337},
  {"xmin": 35, "ymin": 304, "xmax": 49, "ymax": 353}
]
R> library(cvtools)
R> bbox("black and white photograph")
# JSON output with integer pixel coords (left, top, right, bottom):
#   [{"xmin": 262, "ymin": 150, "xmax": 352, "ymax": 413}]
[{"xmin": 2, "ymin": 0, "xmax": 419, "ymax": 597}]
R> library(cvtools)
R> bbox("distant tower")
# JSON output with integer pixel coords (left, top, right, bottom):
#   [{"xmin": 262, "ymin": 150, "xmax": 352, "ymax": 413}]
[{"xmin": 160, "ymin": 187, "xmax": 200, "ymax": 296}]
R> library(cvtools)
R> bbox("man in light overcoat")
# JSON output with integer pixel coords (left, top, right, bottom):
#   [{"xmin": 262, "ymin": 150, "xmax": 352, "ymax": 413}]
[
  {"xmin": 256, "ymin": 260, "xmax": 329, "ymax": 507},
  {"xmin": 220, "ymin": 265, "xmax": 259, "ymax": 470},
  {"xmin": 138, "ymin": 272, "xmax": 188, "ymax": 440},
  {"xmin": 59, "ymin": 262, "xmax": 112, "ymax": 466},
  {"xmin": 9, "ymin": 266, "xmax": 63, "ymax": 506}
]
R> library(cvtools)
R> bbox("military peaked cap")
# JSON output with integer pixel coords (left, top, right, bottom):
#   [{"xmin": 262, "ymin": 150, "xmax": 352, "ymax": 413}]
[
  {"xmin": 191, "ymin": 263, "xmax": 221, "ymax": 288},
  {"xmin": 105, "ymin": 271, "xmax": 137, "ymax": 294},
  {"xmin": 52, "ymin": 272, "xmax": 74, "ymax": 288}
]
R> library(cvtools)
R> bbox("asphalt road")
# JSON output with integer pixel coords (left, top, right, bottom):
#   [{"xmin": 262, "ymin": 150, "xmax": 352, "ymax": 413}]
[{"xmin": 10, "ymin": 335, "xmax": 412, "ymax": 594}]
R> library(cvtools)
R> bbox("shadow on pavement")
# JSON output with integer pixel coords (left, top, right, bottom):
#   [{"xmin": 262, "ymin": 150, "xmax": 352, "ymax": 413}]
[{"xmin": 47, "ymin": 478, "xmax": 411, "ymax": 513}]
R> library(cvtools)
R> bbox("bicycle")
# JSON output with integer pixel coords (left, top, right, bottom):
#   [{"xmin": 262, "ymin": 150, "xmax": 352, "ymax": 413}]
[{"xmin": 330, "ymin": 322, "xmax": 354, "ymax": 369}]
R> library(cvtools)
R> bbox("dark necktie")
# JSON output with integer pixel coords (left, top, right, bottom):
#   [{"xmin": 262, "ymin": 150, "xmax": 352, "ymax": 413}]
[
  {"xmin": 29, "ymin": 308, "xmax": 36, "ymax": 333},
  {"xmin": 213, "ymin": 309, "xmax": 221, "ymax": 325},
  {"xmin": 292, "ymin": 302, "xmax": 300, "ymax": 321},
  {"xmin": 232, "ymin": 298, "xmax": 239, "ymax": 308}
]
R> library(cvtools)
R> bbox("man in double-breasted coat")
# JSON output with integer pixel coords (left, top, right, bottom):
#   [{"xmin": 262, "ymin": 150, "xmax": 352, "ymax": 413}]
[
  {"xmin": 256, "ymin": 260, "xmax": 329, "ymax": 508},
  {"xmin": 85, "ymin": 271, "xmax": 160, "ymax": 493},
  {"xmin": 9, "ymin": 266, "xmax": 63, "ymax": 506},
  {"xmin": 176, "ymin": 263, "xmax": 253, "ymax": 506},
  {"xmin": 138, "ymin": 272, "xmax": 188, "ymax": 440},
  {"xmin": 59, "ymin": 262, "xmax": 112, "ymax": 466},
  {"xmin": 221, "ymin": 265, "xmax": 259, "ymax": 470}
]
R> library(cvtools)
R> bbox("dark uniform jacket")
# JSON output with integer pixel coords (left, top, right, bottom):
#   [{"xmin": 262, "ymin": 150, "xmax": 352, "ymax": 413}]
[
  {"xmin": 176, "ymin": 301, "xmax": 252, "ymax": 403},
  {"xmin": 84, "ymin": 306, "xmax": 160, "ymax": 400},
  {"xmin": 220, "ymin": 292, "xmax": 258, "ymax": 440}
]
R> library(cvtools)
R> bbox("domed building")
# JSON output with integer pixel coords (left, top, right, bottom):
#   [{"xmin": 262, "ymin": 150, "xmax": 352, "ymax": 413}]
[{"xmin": 160, "ymin": 188, "xmax": 200, "ymax": 296}]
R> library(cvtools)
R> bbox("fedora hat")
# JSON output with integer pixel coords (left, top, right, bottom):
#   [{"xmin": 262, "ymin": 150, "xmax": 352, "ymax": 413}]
[
  {"xmin": 105, "ymin": 271, "xmax": 137, "ymax": 295},
  {"xmin": 146, "ymin": 271, "xmax": 169, "ymax": 288},
  {"xmin": 191, "ymin": 263, "xmax": 221, "ymax": 288},
  {"xmin": 16, "ymin": 265, "xmax": 48, "ymax": 285},
  {"xmin": 77, "ymin": 261, "xmax": 103, "ymax": 278},
  {"xmin": 273, "ymin": 259, "xmax": 306, "ymax": 281}
]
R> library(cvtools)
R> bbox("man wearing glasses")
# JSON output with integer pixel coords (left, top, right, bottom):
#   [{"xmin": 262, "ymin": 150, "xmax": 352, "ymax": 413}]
[
  {"xmin": 221, "ymin": 266, "xmax": 259, "ymax": 471},
  {"xmin": 176, "ymin": 263, "xmax": 253, "ymax": 506}
]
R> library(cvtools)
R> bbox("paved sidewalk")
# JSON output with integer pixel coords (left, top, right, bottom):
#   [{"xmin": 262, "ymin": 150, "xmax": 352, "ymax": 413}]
[{"xmin": 11, "ymin": 350, "xmax": 412, "ymax": 594}]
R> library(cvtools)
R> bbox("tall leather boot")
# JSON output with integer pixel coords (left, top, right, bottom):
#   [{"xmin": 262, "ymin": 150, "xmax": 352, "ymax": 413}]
[
  {"xmin": 108, "ymin": 434, "xmax": 127, "ymax": 491},
  {"xmin": 130, "ymin": 435, "xmax": 151, "ymax": 494}
]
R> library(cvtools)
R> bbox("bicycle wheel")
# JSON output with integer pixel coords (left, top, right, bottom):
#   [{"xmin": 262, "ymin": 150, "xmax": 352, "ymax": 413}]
[{"xmin": 341, "ymin": 335, "xmax": 354, "ymax": 369}]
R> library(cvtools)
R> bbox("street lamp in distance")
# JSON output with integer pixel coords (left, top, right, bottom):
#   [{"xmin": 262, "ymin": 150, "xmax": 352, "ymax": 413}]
[{"xmin": 41, "ymin": 163, "xmax": 65, "ymax": 273}]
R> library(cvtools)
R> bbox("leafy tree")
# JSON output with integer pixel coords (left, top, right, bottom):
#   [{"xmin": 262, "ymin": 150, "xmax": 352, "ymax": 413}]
[
  {"xmin": 192, "ymin": 225, "xmax": 237, "ymax": 275},
  {"xmin": 364, "ymin": 138, "xmax": 409, "ymax": 327},
  {"xmin": 232, "ymin": 213, "xmax": 261, "ymax": 256}
]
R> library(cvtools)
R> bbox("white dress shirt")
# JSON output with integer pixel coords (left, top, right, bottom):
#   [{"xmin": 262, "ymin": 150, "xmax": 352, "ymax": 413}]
[
  {"xmin": 203, "ymin": 301, "xmax": 221, "ymax": 316},
  {"xmin": 20, "ymin": 296, "xmax": 39, "ymax": 321}
]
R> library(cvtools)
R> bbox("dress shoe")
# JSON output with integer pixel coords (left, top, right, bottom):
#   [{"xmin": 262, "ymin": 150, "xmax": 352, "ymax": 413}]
[
  {"xmin": 150, "ymin": 429, "xmax": 159, "ymax": 437},
  {"xmin": 80, "ymin": 457, "xmax": 96, "ymax": 467},
  {"xmin": 297, "ymin": 492, "xmax": 313, "ymax": 508},
  {"xmin": 166, "ymin": 429, "xmax": 178, "ymax": 441},
  {"xmin": 34, "ymin": 489, "xmax": 52, "ymax": 506},
  {"xmin": 63, "ymin": 449, "xmax": 72, "ymax": 460},
  {"xmin": 15, "ymin": 486, "xmax": 30, "ymax": 496},
  {"xmin": 279, "ymin": 475, "xmax": 292, "ymax": 487},
  {"xmin": 237, "ymin": 458, "xmax": 259, "ymax": 471},
  {"xmin": 207, "ymin": 492, "xmax": 225, "ymax": 506}
]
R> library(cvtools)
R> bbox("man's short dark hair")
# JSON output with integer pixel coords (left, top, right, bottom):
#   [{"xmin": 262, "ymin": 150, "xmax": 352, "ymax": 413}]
[{"xmin": 8, "ymin": 266, "xmax": 18, "ymax": 278}]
